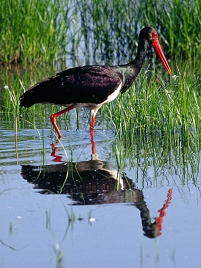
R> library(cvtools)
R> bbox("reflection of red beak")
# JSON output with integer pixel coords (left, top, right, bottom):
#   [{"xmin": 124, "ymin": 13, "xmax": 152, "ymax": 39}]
[
  {"xmin": 152, "ymin": 39, "xmax": 172, "ymax": 74},
  {"xmin": 155, "ymin": 188, "xmax": 173, "ymax": 236}
]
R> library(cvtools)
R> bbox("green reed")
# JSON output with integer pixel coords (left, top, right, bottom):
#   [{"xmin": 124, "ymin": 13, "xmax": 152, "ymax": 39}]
[
  {"xmin": 0, "ymin": 0, "xmax": 69, "ymax": 65},
  {"xmin": 1, "ymin": 0, "xmax": 201, "ymax": 66},
  {"xmin": 102, "ymin": 60, "xmax": 201, "ymax": 146},
  {"xmin": 78, "ymin": 0, "xmax": 201, "ymax": 62}
]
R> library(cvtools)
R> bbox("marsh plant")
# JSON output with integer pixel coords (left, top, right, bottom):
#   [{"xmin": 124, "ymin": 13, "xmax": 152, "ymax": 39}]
[{"xmin": 0, "ymin": 0, "xmax": 201, "ymax": 66}]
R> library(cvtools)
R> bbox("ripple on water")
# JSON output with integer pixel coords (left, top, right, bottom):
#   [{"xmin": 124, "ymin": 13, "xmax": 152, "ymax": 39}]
[{"xmin": 0, "ymin": 126, "xmax": 115, "ymax": 166}]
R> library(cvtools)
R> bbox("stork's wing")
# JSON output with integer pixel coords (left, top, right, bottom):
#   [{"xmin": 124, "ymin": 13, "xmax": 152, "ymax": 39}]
[{"xmin": 20, "ymin": 65, "xmax": 123, "ymax": 107}]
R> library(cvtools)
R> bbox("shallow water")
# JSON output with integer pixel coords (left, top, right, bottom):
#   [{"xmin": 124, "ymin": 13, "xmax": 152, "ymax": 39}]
[{"xmin": 1, "ymin": 112, "xmax": 201, "ymax": 268}]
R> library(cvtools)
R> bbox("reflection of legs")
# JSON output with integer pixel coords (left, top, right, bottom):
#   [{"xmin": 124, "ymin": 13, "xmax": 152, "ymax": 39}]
[
  {"xmin": 50, "ymin": 105, "xmax": 74, "ymax": 139},
  {"xmin": 51, "ymin": 141, "xmax": 63, "ymax": 162}
]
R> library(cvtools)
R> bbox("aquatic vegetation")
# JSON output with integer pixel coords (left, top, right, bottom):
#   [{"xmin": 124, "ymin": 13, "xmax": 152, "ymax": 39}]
[
  {"xmin": 0, "ymin": 0, "xmax": 68, "ymax": 65},
  {"xmin": 0, "ymin": 0, "xmax": 201, "ymax": 66}
]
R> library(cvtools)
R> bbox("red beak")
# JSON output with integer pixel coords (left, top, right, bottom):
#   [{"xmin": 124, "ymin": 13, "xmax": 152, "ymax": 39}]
[{"xmin": 152, "ymin": 39, "xmax": 172, "ymax": 74}]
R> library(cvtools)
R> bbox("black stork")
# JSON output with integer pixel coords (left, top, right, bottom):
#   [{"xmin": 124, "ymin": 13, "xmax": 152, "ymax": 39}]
[{"xmin": 20, "ymin": 26, "xmax": 171, "ymax": 142}]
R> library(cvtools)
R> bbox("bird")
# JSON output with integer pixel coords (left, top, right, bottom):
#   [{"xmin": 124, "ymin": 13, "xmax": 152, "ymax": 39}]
[{"xmin": 19, "ymin": 26, "xmax": 171, "ymax": 141}]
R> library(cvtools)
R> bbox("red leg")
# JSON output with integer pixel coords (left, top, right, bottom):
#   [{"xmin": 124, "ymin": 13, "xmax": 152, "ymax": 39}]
[
  {"xmin": 90, "ymin": 115, "xmax": 97, "ymax": 155},
  {"xmin": 50, "ymin": 105, "xmax": 74, "ymax": 139},
  {"xmin": 90, "ymin": 115, "xmax": 95, "ymax": 137}
]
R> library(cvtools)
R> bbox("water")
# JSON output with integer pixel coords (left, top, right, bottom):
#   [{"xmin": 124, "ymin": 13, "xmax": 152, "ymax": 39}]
[{"xmin": 0, "ymin": 112, "xmax": 201, "ymax": 268}]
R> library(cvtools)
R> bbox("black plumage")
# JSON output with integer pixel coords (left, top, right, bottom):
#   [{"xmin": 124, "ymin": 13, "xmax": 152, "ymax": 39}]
[{"xmin": 20, "ymin": 66, "xmax": 124, "ymax": 107}]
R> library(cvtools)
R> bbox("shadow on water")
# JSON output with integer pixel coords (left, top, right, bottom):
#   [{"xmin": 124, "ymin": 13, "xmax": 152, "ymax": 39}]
[{"xmin": 20, "ymin": 139, "xmax": 173, "ymax": 239}]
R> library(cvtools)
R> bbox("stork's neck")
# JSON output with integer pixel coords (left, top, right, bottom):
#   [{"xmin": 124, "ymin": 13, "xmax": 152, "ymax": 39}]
[
  {"xmin": 118, "ymin": 38, "xmax": 148, "ymax": 92},
  {"xmin": 129, "ymin": 38, "xmax": 148, "ymax": 72}
]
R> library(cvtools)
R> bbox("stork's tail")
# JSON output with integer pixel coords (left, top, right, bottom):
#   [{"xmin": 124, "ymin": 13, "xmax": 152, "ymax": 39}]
[
  {"xmin": 19, "ymin": 76, "xmax": 55, "ymax": 107},
  {"xmin": 19, "ymin": 92, "xmax": 36, "ymax": 107}
]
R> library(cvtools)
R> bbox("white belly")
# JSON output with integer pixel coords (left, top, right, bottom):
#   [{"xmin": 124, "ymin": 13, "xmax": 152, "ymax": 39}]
[
  {"xmin": 102, "ymin": 82, "xmax": 122, "ymax": 105},
  {"xmin": 61, "ymin": 82, "xmax": 122, "ymax": 110}
]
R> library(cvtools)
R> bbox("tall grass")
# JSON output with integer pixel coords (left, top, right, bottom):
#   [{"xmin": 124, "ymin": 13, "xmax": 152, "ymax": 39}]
[
  {"xmin": 0, "ymin": 0, "xmax": 69, "ymax": 65},
  {"xmin": 102, "ymin": 60, "xmax": 201, "ymax": 144},
  {"xmin": 77, "ymin": 0, "xmax": 201, "ymax": 63},
  {"xmin": 0, "ymin": 0, "xmax": 201, "ymax": 66},
  {"xmin": 0, "ymin": 66, "xmax": 76, "ymax": 138}
]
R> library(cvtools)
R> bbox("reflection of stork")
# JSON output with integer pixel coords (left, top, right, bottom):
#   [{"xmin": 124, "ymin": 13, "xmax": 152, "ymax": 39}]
[
  {"xmin": 21, "ymin": 158, "xmax": 173, "ymax": 238},
  {"xmin": 21, "ymin": 160, "xmax": 137, "ymax": 204}
]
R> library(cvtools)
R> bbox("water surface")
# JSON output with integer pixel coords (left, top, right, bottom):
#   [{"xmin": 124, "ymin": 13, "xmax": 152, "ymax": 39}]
[{"xmin": 1, "ymin": 113, "xmax": 201, "ymax": 268}]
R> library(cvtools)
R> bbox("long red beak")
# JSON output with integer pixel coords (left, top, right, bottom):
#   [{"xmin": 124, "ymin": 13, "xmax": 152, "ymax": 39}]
[{"xmin": 152, "ymin": 39, "xmax": 172, "ymax": 74}]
